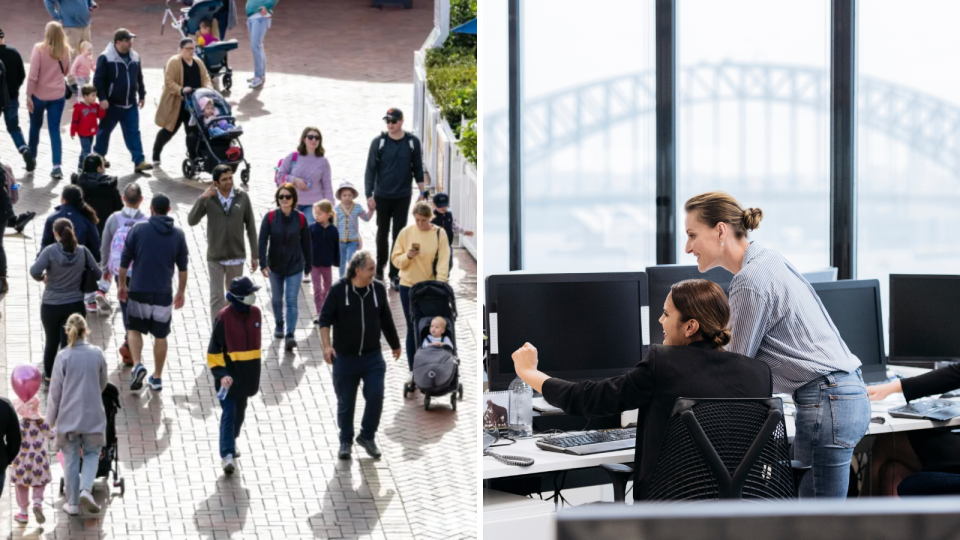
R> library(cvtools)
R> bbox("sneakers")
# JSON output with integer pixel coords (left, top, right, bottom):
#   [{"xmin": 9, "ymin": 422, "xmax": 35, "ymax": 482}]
[
  {"xmin": 135, "ymin": 161, "xmax": 154, "ymax": 173},
  {"xmin": 284, "ymin": 335, "xmax": 296, "ymax": 352},
  {"xmin": 246, "ymin": 76, "xmax": 257, "ymax": 83},
  {"xmin": 355, "ymin": 435, "xmax": 382, "ymax": 459},
  {"xmin": 33, "ymin": 502, "xmax": 45, "ymax": 524},
  {"xmin": 85, "ymin": 302, "xmax": 98, "ymax": 313},
  {"xmin": 152, "ymin": 157, "xmax": 162, "ymax": 166},
  {"xmin": 148, "ymin": 375, "xmax": 163, "ymax": 391},
  {"xmin": 338, "ymin": 442, "xmax": 351, "ymax": 460},
  {"xmin": 79, "ymin": 490, "xmax": 100, "ymax": 514},
  {"xmin": 249, "ymin": 77, "xmax": 264, "ymax": 89},
  {"xmin": 19, "ymin": 146, "xmax": 36, "ymax": 172},
  {"xmin": 119, "ymin": 341, "xmax": 133, "ymax": 365},
  {"xmin": 222, "ymin": 454, "xmax": 236, "ymax": 474},
  {"xmin": 390, "ymin": 276, "xmax": 401, "ymax": 290},
  {"xmin": 14, "ymin": 512, "xmax": 28, "ymax": 524},
  {"xmin": 95, "ymin": 290, "xmax": 111, "ymax": 313},
  {"xmin": 130, "ymin": 364, "xmax": 148, "ymax": 391},
  {"xmin": 13, "ymin": 211, "xmax": 36, "ymax": 234},
  {"xmin": 51, "ymin": 167, "xmax": 63, "ymax": 180},
  {"xmin": 62, "ymin": 503, "xmax": 79, "ymax": 516},
  {"xmin": 274, "ymin": 325, "xmax": 284, "ymax": 339},
  {"xmin": 406, "ymin": 371, "xmax": 415, "ymax": 386}
]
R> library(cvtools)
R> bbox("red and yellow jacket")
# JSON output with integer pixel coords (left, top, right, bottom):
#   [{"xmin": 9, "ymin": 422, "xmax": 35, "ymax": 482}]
[{"xmin": 207, "ymin": 305, "xmax": 262, "ymax": 398}]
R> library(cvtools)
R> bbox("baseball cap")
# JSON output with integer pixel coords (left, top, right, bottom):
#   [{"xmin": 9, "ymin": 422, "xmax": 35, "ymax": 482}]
[
  {"xmin": 151, "ymin": 193, "xmax": 171, "ymax": 214},
  {"xmin": 114, "ymin": 29, "xmax": 136, "ymax": 42},
  {"xmin": 383, "ymin": 108, "xmax": 403, "ymax": 122},
  {"xmin": 432, "ymin": 193, "xmax": 449, "ymax": 208}
]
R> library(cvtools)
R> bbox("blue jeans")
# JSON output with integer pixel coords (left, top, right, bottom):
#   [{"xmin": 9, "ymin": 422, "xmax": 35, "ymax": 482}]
[
  {"xmin": 61, "ymin": 434, "xmax": 102, "ymax": 506},
  {"xmin": 247, "ymin": 17, "xmax": 271, "ymax": 79},
  {"xmin": 332, "ymin": 350, "xmax": 386, "ymax": 444},
  {"xmin": 2, "ymin": 99, "xmax": 27, "ymax": 150},
  {"xmin": 219, "ymin": 394, "xmax": 248, "ymax": 458},
  {"xmin": 78, "ymin": 135, "xmax": 93, "ymax": 169},
  {"xmin": 94, "ymin": 105, "xmax": 145, "ymax": 165},
  {"xmin": 28, "ymin": 95, "xmax": 66, "ymax": 167},
  {"xmin": 268, "ymin": 270, "xmax": 301, "ymax": 336},
  {"xmin": 898, "ymin": 472, "xmax": 960, "ymax": 496},
  {"xmin": 339, "ymin": 241, "xmax": 358, "ymax": 278},
  {"xmin": 791, "ymin": 368, "xmax": 871, "ymax": 498},
  {"xmin": 297, "ymin": 205, "xmax": 316, "ymax": 226},
  {"xmin": 399, "ymin": 285, "xmax": 416, "ymax": 371}
]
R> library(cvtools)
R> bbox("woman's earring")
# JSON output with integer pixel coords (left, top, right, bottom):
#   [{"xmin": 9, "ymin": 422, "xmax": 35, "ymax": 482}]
[{"xmin": 721, "ymin": 241, "xmax": 724, "ymax": 248}]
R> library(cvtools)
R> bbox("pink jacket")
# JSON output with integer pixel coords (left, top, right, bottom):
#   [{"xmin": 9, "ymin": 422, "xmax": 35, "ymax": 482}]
[
  {"xmin": 70, "ymin": 53, "xmax": 95, "ymax": 81},
  {"xmin": 26, "ymin": 44, "xmax": 70, "ymax": 102}
]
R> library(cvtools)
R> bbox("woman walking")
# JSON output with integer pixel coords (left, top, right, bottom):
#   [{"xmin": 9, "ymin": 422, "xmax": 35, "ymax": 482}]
[
  {"xmin": 153, "ymin": 38, "xmax": 212, "ymax": 166},
  {"xmin": 274, "ymin": 127, "xmax": 334, "ymax": 227},
  {"xmin": 26, "ymin": 21, "xmax": 71, "ymax": 179},
  {"xmin": 683, "ymin": 191, "xmax": 871, "ymax": 498},
  {"xmin": 45, "ymin": 314, "xmax": 108, "ymax": 516},
  {"xmin": 390, "ymin": 202, "xmax": 450, "ymax": 385},
  {"xmin": 39, "ymin": 185, "xmax": 101, "ymax": 313},
  {"xmin": 245, "ymin": 0, "xmax": 277, "ymax": 89},
  {"xmin": 30, "ymin": 218, "xmax": 102, "ymax": 383},
  {"xmin": 258, "ymin": 183, "xmax": 311, "ymax": 352}
]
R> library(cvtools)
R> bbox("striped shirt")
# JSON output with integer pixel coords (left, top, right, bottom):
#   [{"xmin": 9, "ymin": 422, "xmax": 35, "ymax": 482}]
[
  {"xmin": 727, "ymin": 243, "xmax": 861, "ymax": 393},
  {"xmin": 335, "ymin": 203, "xmax": 372, "ymax": 243}
]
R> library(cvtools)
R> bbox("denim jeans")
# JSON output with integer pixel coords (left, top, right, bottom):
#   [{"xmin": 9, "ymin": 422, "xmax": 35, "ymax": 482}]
[
  {"xmin": 2, "ymin": 100, "xmax": 27, "ymax": 151},
  {"xmin": 78, "ymin": 135, "xmax": 93, "ymax": 169},
  {"xmin": 898, "ymin": 472, "xmax": 960, "ymax": 496},
  {"xmin": 28, "ymin": 96, "xmax": 66, "ymax": 167},
  {"xmin": 339, "ymin": 241, "xmax": 358, "ymax": 277},
  {"xmin": 791, "ymin": 368, "xmax": 871, "ymax": 498},
  {"xmin": 94, "ymin": 105, "xmax": 145, "ymax": 165},
  {"xmin": 297, "ymin": 205, "xmax": 316, "ymax": 226},
  {"xmin": 61, "ymin": 434, "xmax": 102, "ymax": 506},
  {"xmin": 247, "ymin": 17, "xmax": 271, "ymax": 78},
  {"xmin": 332, "ymin": 350, "xmax": 386, "ymax": 444},
  {"xmin": 398, "ymin": 285, "xmax": 416, "ymax": 371},
  {"xmin": 268, "ymin": 270, "xmax": 301, "ymax": 336},
  {"xmin": 219, "ymin": 394, "xmax": 248, "ymax": 458}
]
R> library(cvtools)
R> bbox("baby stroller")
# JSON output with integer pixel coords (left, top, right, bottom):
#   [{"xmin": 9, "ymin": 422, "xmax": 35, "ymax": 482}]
[
  {"xmin": 163, "ymin": 0, "xmax": 239, "ymax": 91},
  {"xmin": 403, "ymin": 281, "xmax": 464, "ymax": 410},
  {"xmin": 182, "ymin": 88, "xmax": 251, "ymax": 185},
  {"xmin": 58, "ymin": 382, "xmax": 125, "ymax": 496}
]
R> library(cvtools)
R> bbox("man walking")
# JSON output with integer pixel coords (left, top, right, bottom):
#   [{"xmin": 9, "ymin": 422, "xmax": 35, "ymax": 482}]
[
  {"xmin": 207, "ymin": 276, "xmax": 262, "ymax": 474},
  {"xmin": 43, "ymin": 0, "xmax": 98, "ymax": 61},
  {"xmin": 117, "ymin": 194, "xmax": 188, "ymax": 392},
  {"xmin": 318, "ymin": 251, "xmax": 401, "ymax": 460},
  {"xmin": 188, "ymin": 165, "xmax": 258, "ymax": 326},
  {"xmin": 364, "ymin": 108, "xmax": 424, "ymax": 288},
  {"xmin": 0, "ymin": 28, "xmax": 35, "ymax": 171},
  {"xmin": 93, "ymin": 29, "xmax": 152, "ymax": 174},
  {"xmin": 100, "ymin": 183, "xmax": 147, "ymax": 364}
]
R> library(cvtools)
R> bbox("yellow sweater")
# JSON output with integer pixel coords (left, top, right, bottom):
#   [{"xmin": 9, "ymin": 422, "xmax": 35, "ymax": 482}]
[{"xmin": 391, "ymin": 224, "xmax": 450, "ymax": 287}]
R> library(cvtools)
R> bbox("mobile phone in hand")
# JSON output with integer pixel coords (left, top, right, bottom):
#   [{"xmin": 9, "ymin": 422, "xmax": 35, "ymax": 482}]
[{"xmin": 412, "ymin": 243, "xmax": 421, "ymax": 252}]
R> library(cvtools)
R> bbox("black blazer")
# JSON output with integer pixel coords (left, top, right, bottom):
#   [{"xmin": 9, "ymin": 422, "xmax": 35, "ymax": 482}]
[
  {"xmin": 541, "ymin": 340, "xmax": 772, "ymax": 499},
  {"xmin": 901, "ymin": 365, "xmax": 960, "ymax": 474}
]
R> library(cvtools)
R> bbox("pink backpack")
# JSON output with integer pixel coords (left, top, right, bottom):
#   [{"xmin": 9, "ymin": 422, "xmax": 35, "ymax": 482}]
[
  {"xmin": 3, "ymin": 163, "xmax": 17, "ymax": 204},
  {"xmin": 274, "ymin": 152, "xmax": 298, "ymax": 186}
]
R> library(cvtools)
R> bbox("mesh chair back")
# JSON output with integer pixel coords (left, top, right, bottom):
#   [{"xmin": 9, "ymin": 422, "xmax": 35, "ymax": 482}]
[{"xmin": 644, "ymin": 398, "xmax": 795, "ymax": 501}]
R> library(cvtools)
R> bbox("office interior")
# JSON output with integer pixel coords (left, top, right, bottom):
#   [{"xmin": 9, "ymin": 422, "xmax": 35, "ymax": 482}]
[{"xmin": 481, "ymin": 0, "xmax": 960, "ymax": 538}]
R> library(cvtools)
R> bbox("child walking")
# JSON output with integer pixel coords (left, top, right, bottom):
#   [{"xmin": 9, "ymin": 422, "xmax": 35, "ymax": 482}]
[
  {"xmin": 70, "ymin": 85, "xmax": 105, "ymax": 172},
  {"xmin": 69, "ymin": 41, "xmax": 95, "ymax": 89},
  {"xmin": 430, "ymin": 193, "xmax": 473, "ymax": 270},
  {"xmin": 334, "ymin": 182, "xmax": 372, "ymax": 278},
  {"xmin": 309, "ymin": 200, "xmax": 340, "ymax": 314},
  {"xmin": 10, "ymin": 394, "xmax": 52, "ymax": 524}
]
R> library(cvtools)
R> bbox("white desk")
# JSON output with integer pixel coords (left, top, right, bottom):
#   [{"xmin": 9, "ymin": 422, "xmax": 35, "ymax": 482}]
[{"xmin": 483, "ymin": 489, "xmax": 556, "ymax": 540}]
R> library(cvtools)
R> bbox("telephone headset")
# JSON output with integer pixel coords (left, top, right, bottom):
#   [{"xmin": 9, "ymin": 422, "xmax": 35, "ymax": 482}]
[{"xmin": 482, "ymin": 427, "xmax": 534, "ymax": 467}]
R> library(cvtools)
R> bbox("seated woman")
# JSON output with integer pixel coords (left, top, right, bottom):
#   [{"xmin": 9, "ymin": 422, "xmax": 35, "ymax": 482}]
[
  {"xmin": 869, "ymin": 366, "xmax": 960, "ymax": 496},
  {"xmin": 511, "ymin": 279, "xmax": 772, "ymax": 501}
]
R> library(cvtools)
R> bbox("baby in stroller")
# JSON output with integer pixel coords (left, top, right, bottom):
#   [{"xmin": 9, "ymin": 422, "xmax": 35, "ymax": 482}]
[
  {"xmin": 422, "ymin": 316, "xmax": 454, "ymax": 348},
  {"xmin": 199, "ymin": 96, "xmax": 237, "ymax": 137}
]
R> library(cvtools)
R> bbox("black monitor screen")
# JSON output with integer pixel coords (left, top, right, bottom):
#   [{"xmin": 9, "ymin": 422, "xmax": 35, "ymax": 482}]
[
  {"xmin": 496, "ymin": 281, "xmax": 643, "ymax": 379},
  {"xmin": 890, "ymin": 276, "xmax": 960, "ymax": 360},
  {"xmin": 646, "ymin": 265, "xmax": 734, "ymax": 346},
  {"xmin": 812, "ymin": 283, "xmax": 883, "ymax": 367}
]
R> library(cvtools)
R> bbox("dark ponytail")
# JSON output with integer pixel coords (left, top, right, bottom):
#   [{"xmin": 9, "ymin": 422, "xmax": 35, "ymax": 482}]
[
  {"xmin": 53, "ymin": 218, "xmax": 77, "ymax": 253},
  {"xmin": 62, "ymin": 184, "xmax": 99, "ymax": 225},
  {"xmin": 669, "ymin": 279, "xmax": 733, "ymax": 351}
]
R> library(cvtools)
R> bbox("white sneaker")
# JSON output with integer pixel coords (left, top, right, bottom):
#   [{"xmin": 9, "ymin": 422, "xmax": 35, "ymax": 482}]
[
  {"xmin": 222, "ymin": 455, "xmax": 236, "ymax": 474},
  {"xmin": 62, "ymin": 503, "xmax": 79, "ymax": 516},
  {"xmin": 95, "ymin": 291, "xmax": 111, "ymax": 313},
  {"xmin": 79, "ymin": 490, "xmax": 100, "ymax": 513},
  {"xmin": 249, "ymin": 78, "xmax": 263, "ymax": 89}
]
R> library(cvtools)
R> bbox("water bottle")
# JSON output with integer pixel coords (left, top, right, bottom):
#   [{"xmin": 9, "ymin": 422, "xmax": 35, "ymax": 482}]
[
  {"xmin": 508, "ymin": 376, "xmax": 533, "ymax": 437},
  {"xmin": 11, "ymin": 183, "xmax": 20, "ymax": 192},
  {"xmin": 217, "ymin": 385, "xmax": 228, "ymax": 401}
]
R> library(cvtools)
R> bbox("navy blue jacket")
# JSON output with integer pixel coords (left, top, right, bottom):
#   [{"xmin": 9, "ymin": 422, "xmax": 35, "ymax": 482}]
[
  {"xmin": 364, "ymin": 132, "xmax": 424, "ymax": 199},
  {"xmin": 120, "ymin": 216, "xmax": 189, "ymax": 294},
  {"xmin": 309, "ymin": 222, "xmax": 341, "ymax": 269},
  {"xmin": 93, "ymin": 43, "xmax": 145, "ymax": 108},
  {"xmin": 431, "ymin": 209, "xmax": 454, "ymax": 247},
  {"xmin": 40, "ymin": 204, "xmax": 101, "ymax": 263},
  {"xmin": 258, "ymin": 210, "xmax": 312, "ymax": 277}
]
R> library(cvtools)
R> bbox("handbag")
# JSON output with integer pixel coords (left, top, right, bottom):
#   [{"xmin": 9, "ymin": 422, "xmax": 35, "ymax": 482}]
[
  {"xmin": 80, "ymin": 248, "xmax": 98, "ymax": 294},
  {"xmin": 58, "ymin": 59, "xmax": 75, "ymax": 100}
]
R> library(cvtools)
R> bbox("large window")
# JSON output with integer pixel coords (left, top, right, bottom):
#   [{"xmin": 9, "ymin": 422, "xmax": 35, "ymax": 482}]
[
  {"xmin": 482, "ymin": 0, "xmax": 510, "ymax": 298},
  {"xmin": 519, "ymin": 0, "xmax": 656, "ymax": 273},
  {"xmin": 676, "ymin": 0, "xmax": 831, "ymax": 271},
  {"xmin": 857, "ymin": 1, "xmax": 960, "ymax": 348}
]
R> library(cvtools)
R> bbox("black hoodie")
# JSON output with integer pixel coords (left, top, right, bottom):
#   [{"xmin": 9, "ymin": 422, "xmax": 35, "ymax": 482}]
[
  {"xmin": 318, "ymin": 279, "xmax": 401, "ymax": 357},
  {"xmin": 72, "ymin": 171, "xmax": 123, "ymax": 236},
  {"xmin": 0, "ymin": 44, "xmax": 25, "ymax": 103},
  {"xmin": 120, "ymin": 215, "xmax": 189, "ymax": 295}
]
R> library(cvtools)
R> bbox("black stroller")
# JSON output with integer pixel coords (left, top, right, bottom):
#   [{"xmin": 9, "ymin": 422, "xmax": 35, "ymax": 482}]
[
  {"xmin": 182, "ymin": 88, "xmax": 251, "ymax": 185},
  {"xmin": 403, "ymin": 281, "xmax": 464, "ymax": 410},
  {"xmin": 59, "ymin": 382, "xmax": 125, "ymax": 496},
  {"xmin": 163, "ymin": 0, "xmax": 239, "ymax": 91}
]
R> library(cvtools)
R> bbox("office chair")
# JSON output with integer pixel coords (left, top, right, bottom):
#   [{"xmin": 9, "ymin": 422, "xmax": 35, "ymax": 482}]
[{"xmin": 602, "ymin": 398, "xmax": 810, "ymax": 502}]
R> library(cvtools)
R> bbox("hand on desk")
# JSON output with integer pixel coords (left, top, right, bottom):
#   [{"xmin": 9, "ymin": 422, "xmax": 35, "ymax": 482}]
[{"xmin": 868, "ymin": 379, "xmax": 903, "ymax": 401}]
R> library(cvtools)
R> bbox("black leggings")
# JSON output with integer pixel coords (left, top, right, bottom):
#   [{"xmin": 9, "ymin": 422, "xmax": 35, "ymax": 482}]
[
  {"xmin": 0, "ymin": 226, "xmax": 5, "ymax": 278},
  {"xmin": 153, "ymin": 106, "xmax": 198, "ymax": 161},
  {"xmin": 374, "ymin": 196, "xmax": 411, "ymax": 280},
  {"xmin": 40, "ymin": 301, "xmax": 85, "ymax": 378}
]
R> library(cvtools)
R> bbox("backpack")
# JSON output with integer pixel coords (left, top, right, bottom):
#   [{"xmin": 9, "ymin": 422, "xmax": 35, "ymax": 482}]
[
  {"xmin": 375, "ymin": 132, "xmax": 417, "ymax": 175},
  {"xmin": 274, "ymin": 152, "xmax": 298, "ymax": 186},
  {"xmin": 267, "ymin": 209, "xmax": 307, "ymax": 228},
  {"xmin": 107, "ymin": 213, "xmax": 148, "ymax": 276},
  {"xmin": 2, "ymin": 163, "xmax": 16, "ymax": 205}
]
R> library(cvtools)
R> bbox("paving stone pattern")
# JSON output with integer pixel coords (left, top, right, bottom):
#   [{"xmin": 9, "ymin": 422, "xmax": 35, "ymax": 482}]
[{"xmin": 0, "ymin": 1, "xmax": 477, "ymax": 538}]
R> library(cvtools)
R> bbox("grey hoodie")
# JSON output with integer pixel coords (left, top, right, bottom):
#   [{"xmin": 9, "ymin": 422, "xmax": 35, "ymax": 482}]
[
  {"xmin": 46, "ymin": 340, "xmax": 108, "ymax": 451},
  {"xmin": 30, "ymin": 243, "xmax": 102, "ymax": 305}
]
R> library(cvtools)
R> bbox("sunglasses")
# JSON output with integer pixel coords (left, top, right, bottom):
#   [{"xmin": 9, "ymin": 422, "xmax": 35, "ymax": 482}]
[
  {"xmin": 278, "ymin": 194, "xmax": 294, "ymax": 201},
  {"xmin": 385, "ymin": 119, "xmax": 399, "ymax": 125},
  {"xmin": 305, "ymin": 134, "xmax": 320, "ymax": 141}
]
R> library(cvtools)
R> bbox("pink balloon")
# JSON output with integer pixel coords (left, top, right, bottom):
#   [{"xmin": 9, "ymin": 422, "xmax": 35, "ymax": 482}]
[{"xmin": 11, "ymin": 365, "xmax": 41, "ymax": 403}]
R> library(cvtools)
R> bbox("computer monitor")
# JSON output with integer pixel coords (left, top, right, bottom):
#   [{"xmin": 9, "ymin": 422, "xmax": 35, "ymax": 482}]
[
  {"xmin": 802, "ymin": 267, "xmax": 838, "ymax": 283},
  {"xmin": 890, "ymin": 275, "xmax": 960, "ymax": 363},
  {"xmin": 645, "ymin": 265, "xmax": 734, "ymax": 346},
  {"xmin": 484, "ymin": 273, "xmax": 648, "ymax": 392},
  {"xmin": 811, "ymin": 280, "xmax": 887, "ymax": 384}
]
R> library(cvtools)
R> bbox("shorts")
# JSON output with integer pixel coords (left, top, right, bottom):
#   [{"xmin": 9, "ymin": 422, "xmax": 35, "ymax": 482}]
[{"xmin": 127, "ymin": 292, "xmax": 174, "ymax": 339}]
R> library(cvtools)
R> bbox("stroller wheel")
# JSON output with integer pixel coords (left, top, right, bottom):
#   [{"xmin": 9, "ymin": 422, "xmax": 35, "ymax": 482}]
[
  {"xmin": 451, "ymin": 393, "xmax": 457, "ymax": 411},
  {"xmin": 119, "ymin": 478, "xmax": 125, "ymax": 496},
  {"xmin": 458, "ymin": 383, "xmax": 464, "ymax": 400},
  {"xmin": 181, "ymin": 158, "xmax": 194, "ymax": 179},
  {"xmin": 223, "ymin": 73, "xmax": 233, "ymax": 91},
  {"xmin": 424, "ymin": 396, "xmax": 431, "ymax": 411},
  {"xmin": 240, "ymin": 167, "xmax": 250, "ymax": 186}
]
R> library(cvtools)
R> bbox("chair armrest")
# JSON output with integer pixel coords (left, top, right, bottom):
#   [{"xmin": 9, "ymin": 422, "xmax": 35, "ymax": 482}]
[
  {"xmin": 601, "ymin": 463, "xmax": 635, "ymax": 503},
  {"xmin": 791, "ymin": 460, "xmax": 811, "ymax": 498}
]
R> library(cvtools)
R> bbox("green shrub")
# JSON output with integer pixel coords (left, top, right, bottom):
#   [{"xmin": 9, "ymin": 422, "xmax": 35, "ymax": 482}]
[
  {"xmin": 458, "ymin": 119, "xmax": 477, "ymax": 166},
  {"xmin": 445, "ymin": 0, "xmax": 477, "ymax": 50},
  {"xmin": 426, "ymin": 64, "xmax": 477, "ymax": 133}
]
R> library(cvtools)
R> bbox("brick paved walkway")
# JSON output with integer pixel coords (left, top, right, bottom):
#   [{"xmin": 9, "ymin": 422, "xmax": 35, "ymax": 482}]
[{"xmin": 0, "ymin": 1, "xmax": 477, "ymax": 538}]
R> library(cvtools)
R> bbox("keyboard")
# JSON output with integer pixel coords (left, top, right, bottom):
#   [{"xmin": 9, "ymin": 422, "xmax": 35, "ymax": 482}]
[
  {"xmin": 536, "ymin": 428, "xmax": 637, "ymax": 456},
  {"xmin": 889, "ymin": 399, "xmax": 960, "ymax": 421}
]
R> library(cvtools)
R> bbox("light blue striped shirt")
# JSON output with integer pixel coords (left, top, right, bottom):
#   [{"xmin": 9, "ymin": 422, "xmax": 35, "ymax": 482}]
[{"xmin": 727, "ymin": 243, "xmax": 861, "ymax": 393}]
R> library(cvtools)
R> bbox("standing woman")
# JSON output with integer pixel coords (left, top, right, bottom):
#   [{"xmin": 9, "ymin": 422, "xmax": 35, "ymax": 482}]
[
  {"xmin": 26, "ymin": 21, "xmax": 71, "ymax": 180},
  {"xmin": 274, "ymin": 127, "xmax": 334, "ymax": 227},
  {"xmin": 683, "ymin": 191, "xmax": 871, "ymax": 498},
  {"xmin": 258, "ymin": 183, "xmax": 311, "ymax": 352},
  {"xmin": 153, "ymin": 38, "xmax": 211, "ymax": 166},
  {"xmin": 30, "ymin": 218, "xmax": 102, "ymax": 383},
  {"xmin": 245, "ymin": 0, "xmax": 277, "ymax": 89},
  {"xmin": 390, "ymin": 202, "xmax": 450, "ymax": 385}
]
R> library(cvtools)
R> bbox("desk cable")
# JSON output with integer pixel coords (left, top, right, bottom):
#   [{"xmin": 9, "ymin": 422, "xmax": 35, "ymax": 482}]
[{"xmin": 483, "ymin": 448, "xmax": 534, "ymax": 467}]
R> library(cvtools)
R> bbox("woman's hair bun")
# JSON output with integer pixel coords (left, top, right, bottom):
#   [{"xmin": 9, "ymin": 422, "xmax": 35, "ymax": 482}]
[
  {"xmin": 712, "ymin": 328, "xmax": 732, "ymax": 350},
  {"xmin": 742, "ymin": 208, "xmax": 763, "ymax": 231}
]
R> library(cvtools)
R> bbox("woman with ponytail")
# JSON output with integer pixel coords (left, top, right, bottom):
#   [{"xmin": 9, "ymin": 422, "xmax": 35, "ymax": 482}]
[
  {"xmin": 40, "ymin": 184, "xmax": 102, "ymax": 312},
  {"xmin": 30, "ymin": 218, "xmax": 102, "ymax": 382},
  {"xmin": 45, "ymin": 313, "xmax": 108, "ymax": 516},
  {"xmin": 682, "ymin": 191, "xmax": 871, "ymax": 498},
  {"xmin": 509, "ymin": 279, "xmax": 772, "ymax": 502}
]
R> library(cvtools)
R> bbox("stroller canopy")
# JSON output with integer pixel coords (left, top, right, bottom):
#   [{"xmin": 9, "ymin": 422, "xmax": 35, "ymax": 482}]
[{"xmin": 189, "ymin": 88, "xmax": 233, "ymax": 118}]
